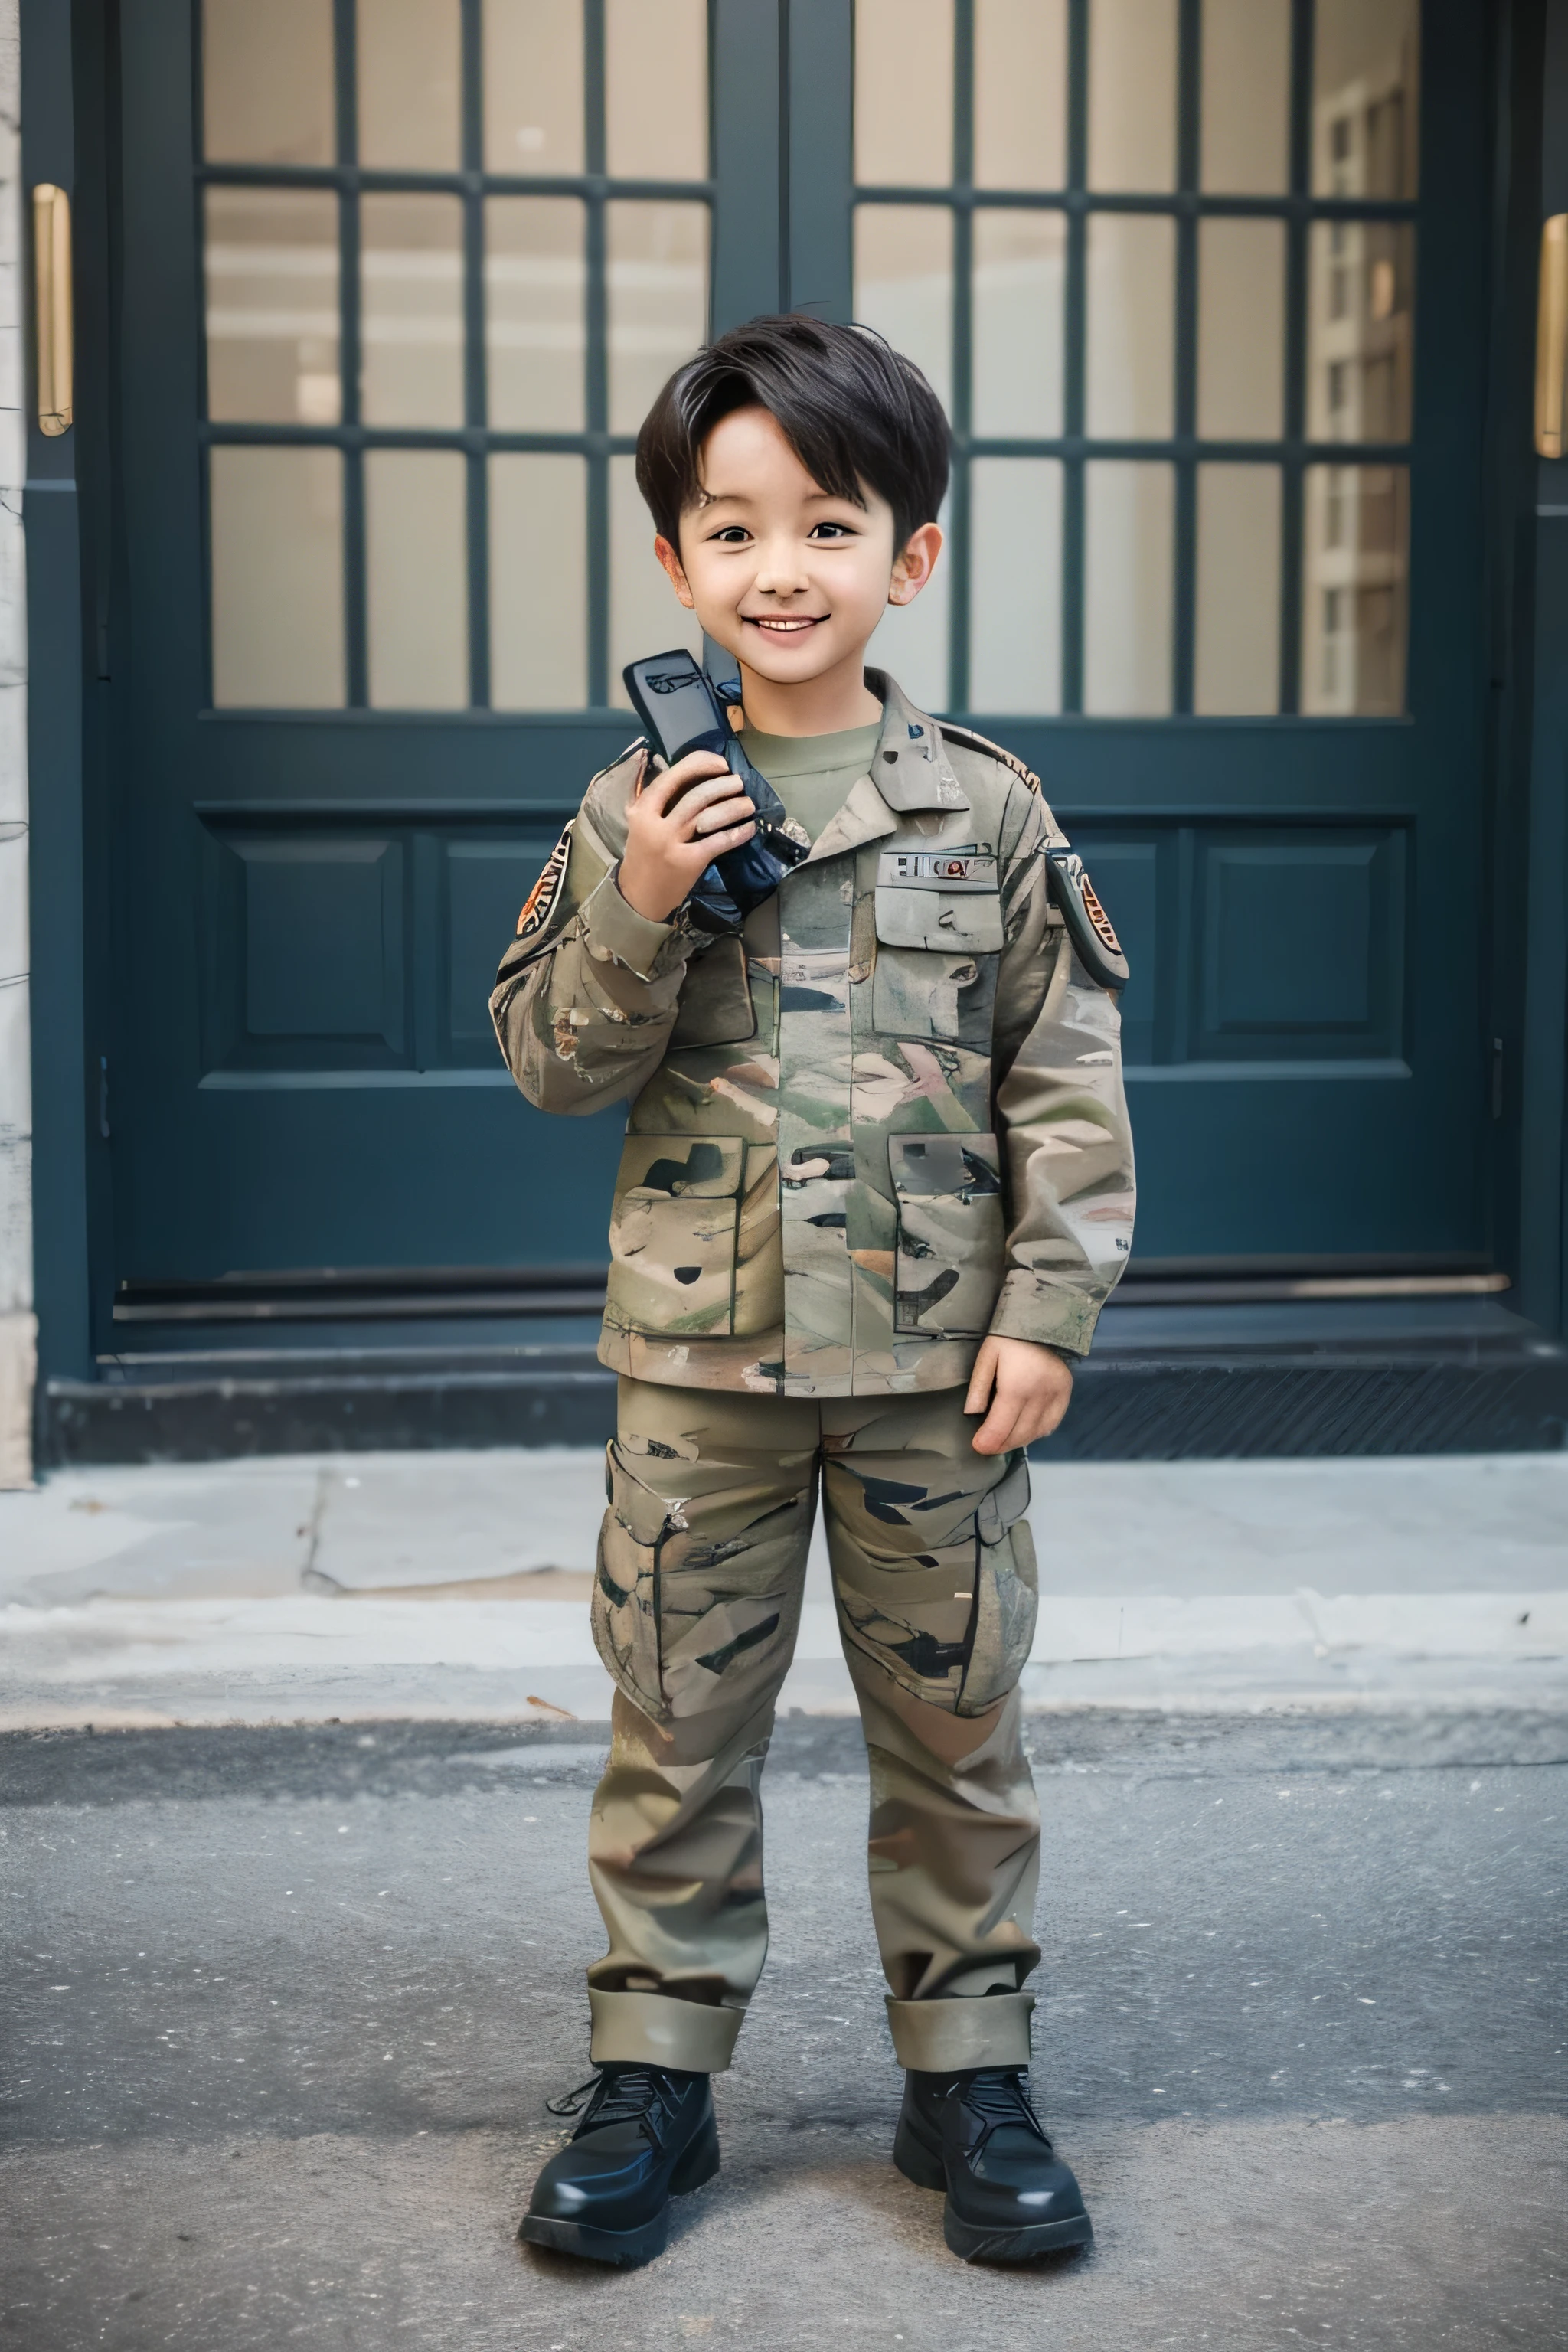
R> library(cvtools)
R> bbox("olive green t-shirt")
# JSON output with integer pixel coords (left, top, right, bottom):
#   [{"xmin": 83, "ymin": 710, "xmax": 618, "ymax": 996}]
[{"xmin": 740, "ymin": 717, "xmax": 884, "ymax": 846}]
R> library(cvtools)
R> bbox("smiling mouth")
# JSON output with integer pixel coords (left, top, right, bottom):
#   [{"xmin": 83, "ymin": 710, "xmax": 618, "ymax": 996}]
[{"xmin": 746, "ymin": 615, "xmax": 824, "ymax": 634}]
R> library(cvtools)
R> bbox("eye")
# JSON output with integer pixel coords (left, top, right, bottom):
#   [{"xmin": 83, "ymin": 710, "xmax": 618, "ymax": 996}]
[
  {"xmin": 709, "ymin": 524, "xmax": 751, "ymax": 544},
  {"xmin": 808, "ymin": 521, "xmax": 857, "ymax": 541}
]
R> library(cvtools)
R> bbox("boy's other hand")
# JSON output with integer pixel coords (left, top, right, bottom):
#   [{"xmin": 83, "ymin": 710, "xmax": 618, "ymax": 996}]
[
  {"xmin": 965, "ymin": 1335, "xmax": 1073, "ymax": 1455},
  {"xmin": 618, "ymin": 750, "xmax": 757, "ymax": 923}
]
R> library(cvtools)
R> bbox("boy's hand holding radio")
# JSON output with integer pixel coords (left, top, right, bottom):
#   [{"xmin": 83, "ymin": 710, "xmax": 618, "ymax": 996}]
[{"xmin": 617, "ymin": 750, "xmax": 758, "ymax": 924}]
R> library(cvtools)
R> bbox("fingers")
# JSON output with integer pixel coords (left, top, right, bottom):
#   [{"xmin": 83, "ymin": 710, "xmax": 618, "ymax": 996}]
[
  {"xmin": 697, "ymin": 818, "xmax": 758, "ymax": 856},
  {"xmin": 687, "ymin": 787, "xmax": 756, "ymax": 839},
  {"xmin": 964, "ymin": 1337, "xmax": 998, "ymax": 1418},
  {"xmin": 971, "ymin": 1393, "xmax": 1022, "ymax": 1456},
  {"xmin": 636, "ymin": 750, "xmax": 728, "ymax": 814}
]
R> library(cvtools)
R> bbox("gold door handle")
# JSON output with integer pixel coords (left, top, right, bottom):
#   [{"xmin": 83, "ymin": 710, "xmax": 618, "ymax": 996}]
[
  {"xmin": 33, "ymin": 182, "xmax": 72, "ymax": 437},
  {"xmin": 1537, "ymin": 214, "xmax": 1568, "ymax": 459}
]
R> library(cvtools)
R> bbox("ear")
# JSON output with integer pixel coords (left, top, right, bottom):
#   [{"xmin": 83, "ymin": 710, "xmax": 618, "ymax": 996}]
[
  {"xmin": 888, "ymin": 521, "xmax": 943, "ymax": 607},
  {"xmin": 654, "ymin": 534, "xmax": 697, "ymax": 610}
]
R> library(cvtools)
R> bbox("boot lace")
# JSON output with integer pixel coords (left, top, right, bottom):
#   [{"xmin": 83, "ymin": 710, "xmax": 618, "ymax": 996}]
[{"xmin": 546, "ymin": 2064, "xmax": 687, "ymax": 2147}]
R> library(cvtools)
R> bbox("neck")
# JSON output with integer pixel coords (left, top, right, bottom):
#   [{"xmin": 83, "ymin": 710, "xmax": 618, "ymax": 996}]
[{"xmin": 736, "ymin": 644, "xmax": 882, "ymax": 737}]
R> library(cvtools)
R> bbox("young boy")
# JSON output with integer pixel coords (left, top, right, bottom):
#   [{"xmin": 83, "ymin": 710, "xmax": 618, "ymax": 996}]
[{"xmin": 491, "ymin": 315, "xmax": 1134, "ymax": 2268}]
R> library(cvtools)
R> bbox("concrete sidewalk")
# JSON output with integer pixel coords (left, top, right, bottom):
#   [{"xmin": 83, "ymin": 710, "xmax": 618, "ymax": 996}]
[{"xmin": 2, "ymin": 1449, "xmax": 1566, "ymax": 1725}]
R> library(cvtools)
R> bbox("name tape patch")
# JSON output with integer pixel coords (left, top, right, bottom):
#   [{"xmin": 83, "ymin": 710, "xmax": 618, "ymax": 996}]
[{"xmin": 878, "ymin": 844, "xmax": 998, "ymax": 893}]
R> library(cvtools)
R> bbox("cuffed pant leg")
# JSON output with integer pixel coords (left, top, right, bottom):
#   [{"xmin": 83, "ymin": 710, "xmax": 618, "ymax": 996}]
[
  {"xmin": 583, "ymin": 1380, "xmax": 818, "ymax": 2068},
  {"xmin": 822, "ymin": 1388, "xmax": 1043, "ymax": 2067}
]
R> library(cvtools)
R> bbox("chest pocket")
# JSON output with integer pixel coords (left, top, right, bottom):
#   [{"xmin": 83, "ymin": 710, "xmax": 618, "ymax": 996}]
[{"xmin": 871, "ymin": 848, "xmax": 1004, "ymax": 1047}]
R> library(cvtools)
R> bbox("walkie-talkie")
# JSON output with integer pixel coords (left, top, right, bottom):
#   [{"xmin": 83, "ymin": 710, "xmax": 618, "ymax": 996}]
[{"xmin": 622, "ymin": 648, "xmax": 808, "ymax": 933}]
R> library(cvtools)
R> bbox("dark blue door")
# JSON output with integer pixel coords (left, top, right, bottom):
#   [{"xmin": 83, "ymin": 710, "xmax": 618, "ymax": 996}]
[{"xmin": 106, "ymin": 0, "xmax": 1493, "ymax": 1353}]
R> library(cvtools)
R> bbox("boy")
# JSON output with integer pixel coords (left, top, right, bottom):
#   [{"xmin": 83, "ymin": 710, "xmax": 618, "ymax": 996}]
[{"xmin": 491, "ymin": 316, "xmax": 1135, "ymax": 2267}]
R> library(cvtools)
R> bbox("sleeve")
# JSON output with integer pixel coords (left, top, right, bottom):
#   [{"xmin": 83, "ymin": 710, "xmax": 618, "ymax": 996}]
[
  {"xmin": 985, "ymin": 787, "xmax": 1136, "ymax": 1357},
  {"xmin": 488, "ymin": 755, "xmax": 700, "ymax": 1117}
]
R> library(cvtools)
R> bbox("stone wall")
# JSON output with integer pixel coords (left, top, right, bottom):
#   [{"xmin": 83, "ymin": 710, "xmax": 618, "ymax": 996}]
[{"xmin": 0, "ymin": 0, "xmax": 31, "ymax": 1489}]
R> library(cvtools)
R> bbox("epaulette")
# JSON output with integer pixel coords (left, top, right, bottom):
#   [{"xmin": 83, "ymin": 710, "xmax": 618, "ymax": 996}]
[{"xmin": 937, "ymin": 721, "xmax": 1042, "ymax": 795}]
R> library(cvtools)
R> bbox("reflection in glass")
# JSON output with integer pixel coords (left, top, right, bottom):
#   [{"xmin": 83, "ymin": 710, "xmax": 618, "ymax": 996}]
[
  {"xmin": 610, "ymin": 456, "xmax": 701, "ymax": 706},
  {"xmin": 855, "ymin": 0, "xmax": 953, "ymax": 186},
  {"xmin": 1083, "ymin": 462, "xmax": 1172, "ymax": 714},
  {"xmin": 854, "ymin": 207, "xmax": 954, "ymax": 413},
  {"xmin": 975, "ymin": 0, "xmax": 1067, "ymax": 190},
  {"xmin": 205, "ymin": 190, "xmax": 340, "ymax": 423},
  {"xmin": 203, "ymin": 0, "xmax": 334, "ymax": 164},
  {"xmin": 969, "ymin": 460, "xmax": 1061, "ymax": 714},
  {"xmin": 1201, "ymin": 0, "xmax": 1289, "ymax": 192},
  {"xmin": 486, "ymin": 200, "xmax": 586, "ymax": 430},
  {"xmin": 606, "ymin": 0, "xmax": 707, "ymax": 179},
  {"xmin": 1307, "ymin": 223, "xmax": 1414, "ymax": 441},
  {"xmin": 1197, "ymin": 219, "xmax": 1285, "ymax": 439},
  {"xmin": 972, "ymin": 212, "xmax": 1065, "ymax": 437},
  {"xmin": 1313, "ymin": 0, "xmax": 1419, "ymax": 198},
  {"xmin": 484, "ymin": 0, "xmax": 584, "ymax": 173},
  {"xmin": 365, "ymin": 451, "xmax": 469, "ymax": 708},
  {"xmin": 1086, "ymin": 215, "xmax": 1174, "ymax": 437},
  {"xmin": 606, "ymin": 204, "xmax": 708, "ymax": 435},
  {"xmin": 866, "ymin": 503, "xmax": 950, "ymax": 714},
  {"xmin": 210, "ymin": 446, "xmax": 344, "ymax": 707},
  {"xmin": 1088, "ymin": 0, "xmax": 1177, "ymax": 191},
  {"xmin": 1194, "ymin": 466, "xmax": 1280, "ymax": 714},
  {"xmin": 361, "ymin": 194, "xmax": 465, "ymax": 427},
  {"xmin": 358, "ymin": 0, "xmax": 459, "ymax": 168},
  {"xmin": 491, "ymin": 456, "xmax": 588, "ymax": 708},
  {"xmin": 1301, "ymin": 465, "xmax": 1409, "ymax": 715}
]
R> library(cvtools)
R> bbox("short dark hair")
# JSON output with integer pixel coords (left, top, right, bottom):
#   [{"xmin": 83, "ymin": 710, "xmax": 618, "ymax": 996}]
[{"xmin": 635, "ymin": 314, "xmax": 950, "ymax": 552}]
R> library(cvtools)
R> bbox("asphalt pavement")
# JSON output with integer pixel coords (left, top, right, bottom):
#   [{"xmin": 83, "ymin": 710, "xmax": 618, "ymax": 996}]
[{"xmin": 2, "ymin": 1710, "xmax": 1564, "ymax": 2351}]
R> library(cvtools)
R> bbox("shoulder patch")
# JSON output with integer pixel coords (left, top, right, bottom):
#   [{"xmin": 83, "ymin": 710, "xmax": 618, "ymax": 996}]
[
  {"xmin": 516, "ymin": 821, "xmax": 574, "ymax": 941},
  {"xmin": 1044, "ymin": 847, "xmax": 1131, "ymax": 991},
  {"xmin": 938, "ymin": 721, "xmax": 1042, "ymax": 795}
]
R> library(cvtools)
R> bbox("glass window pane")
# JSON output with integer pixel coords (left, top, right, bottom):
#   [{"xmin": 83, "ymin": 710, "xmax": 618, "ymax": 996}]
[
  {"xmin": 605, "ymin": 0, "xmax": 707, "ymax": 180},
  {"xmin": 1194, "ymin": 465, "xmax": 1280, "ymax": 714},
  {"xmin": 1197, "ymin": 218, "xmax": 1285, "ymax": 439},
  {"xmin": 1301, "ymin": 464, "xmax": 1409, "ymax": 715},
  {"xmin": 358, "ymin": 0, "xmax": 460, "ymax": 168},
  {"xmin": 856, "ymin": 0, "xmax": 953, "ymax": 186},
  {"xmin": 853, "ymin": 207, "xmax": 953, "ymax": 413},
  {"xmin": 1089, "ymin": 0, "xmax": 1177, "ymax": 191},
  {"xmin": 969, "ymin": 460, "xmax": 1061, "ymax": 713},
  {"xmin": 610, "ymin": 454, "xmax": 701, "ymax": 707},
  {"xmin": 1083, "ymin": 461, "xmax": 1173, "ymax": 714},
  {"xmin": 866, "ymin": 497, "xmax": 951, "ymax": 713},
  {"xmin": 365, "ymin": 450, "xmax": 469, "ymax": 708},
  {"xmin": 484, "ymin": 0, "xmax": 584, "ymax": 173},
  {"xmin": 606, "ymin": 202, "xmax": 708, "ymax": 435},
  {"xmin": 486, "ymin": 198, "xmax": 586, "ymax": 430},
  {"xmin": 1313, "ymin": 0, "xmax": 1419, "ymax": 198},
  {"xmin": 203, "ymin": 0, "xmax": 334, "ymax": 164},
  {"xmin": 972, "ymin": 211, "xmax": 1065, "ymax": 437},
  {"xmin": 205, "ymin": 189, "xmax": 340, "ymax": 424},
  {"xmin": 1086, "ymin": 214, "xmax": 1174, "ymax": 437},
  {"xmin": 361, "ymin": 193, "xmax": 465, "ymax": 427},
  {"xmin": 491, "ymin": 456, "xmax": 588, "ymax": 708},
  {"xmin": 1201, "ymin": 0, "xmax": 1289, "ymax": 193},
  {"xmin": 210, "ymin": 447, "xmax": 344, "ymax": 707},
  {"xmin": 974, "ymin": 0, "xmax": 1067, "ymax": 190},
  {"xmin": 1307, "ymin": 222, "xmax": 1414, "ymax": 441}
]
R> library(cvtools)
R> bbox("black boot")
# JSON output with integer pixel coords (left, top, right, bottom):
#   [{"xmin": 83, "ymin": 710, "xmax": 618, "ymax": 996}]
[
  {"xmin": 520, "ymin": 2063, "xmax": 719, "ymax": 2266},
  {"xmin": 895, "ymin": 2066, "xmax": 1093, "ymax": 2263}
]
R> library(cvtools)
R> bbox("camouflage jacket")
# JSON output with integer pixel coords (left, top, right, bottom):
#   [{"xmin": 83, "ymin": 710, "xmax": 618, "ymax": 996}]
[{"xmin": 490, "ymin": 671, "xmax": 1135, "ymax": 1398}]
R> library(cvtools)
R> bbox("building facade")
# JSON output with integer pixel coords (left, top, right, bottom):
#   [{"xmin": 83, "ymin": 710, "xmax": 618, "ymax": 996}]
[{"xmin": 5, "ymin": 0, "xmax": 1568, "ymax": 1478}]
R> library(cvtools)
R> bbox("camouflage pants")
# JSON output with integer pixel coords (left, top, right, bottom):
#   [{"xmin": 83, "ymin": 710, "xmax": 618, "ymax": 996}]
[{"xmin": 586, "ymin": 1376, "xmax": 1043, "ymax": 2074}]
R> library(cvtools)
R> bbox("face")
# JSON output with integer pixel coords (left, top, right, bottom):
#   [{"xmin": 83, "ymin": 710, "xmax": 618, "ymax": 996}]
[{"xmin": 653, "ymin": 404, "xmax": 941, "ymax": 690}]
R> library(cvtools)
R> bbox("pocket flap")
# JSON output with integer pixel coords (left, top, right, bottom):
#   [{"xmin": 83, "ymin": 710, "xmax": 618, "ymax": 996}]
[
  {"xmin": 889, "ymin": 1132, "xmax": 1006, "ymax": 1338},
  {"xmin": 874, "ymin": 885, "xmax": 1005, "ymax": 954}
]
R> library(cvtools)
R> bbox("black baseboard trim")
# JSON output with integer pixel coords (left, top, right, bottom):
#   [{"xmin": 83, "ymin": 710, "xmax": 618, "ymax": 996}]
[{"xmin": 39, "ymin": 1340, "xmax": 1568, "ymax": 1464}]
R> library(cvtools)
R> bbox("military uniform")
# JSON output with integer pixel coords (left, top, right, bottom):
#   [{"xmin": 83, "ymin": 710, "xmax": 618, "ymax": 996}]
[{"xmin": 492, "ymin": 670, "xmax": 1134, "ymax": 2074}]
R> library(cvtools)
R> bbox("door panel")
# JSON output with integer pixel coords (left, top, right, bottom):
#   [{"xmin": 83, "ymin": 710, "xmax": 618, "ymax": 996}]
[{"xmin": 857, "ymin": 0, "xmax": 1488, "ymax": 1267}]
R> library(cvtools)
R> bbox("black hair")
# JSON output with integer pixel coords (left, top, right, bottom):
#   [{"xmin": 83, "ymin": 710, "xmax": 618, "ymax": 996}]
[{"xmin": 635, "ymin": 314, "xmax": 950, "ymax": 553}]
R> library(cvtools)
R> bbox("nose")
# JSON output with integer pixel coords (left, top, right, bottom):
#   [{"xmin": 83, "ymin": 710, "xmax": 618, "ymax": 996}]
[{"xmin": 751, "ymin": 533, "xmax": 811, "ymax": 599}]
